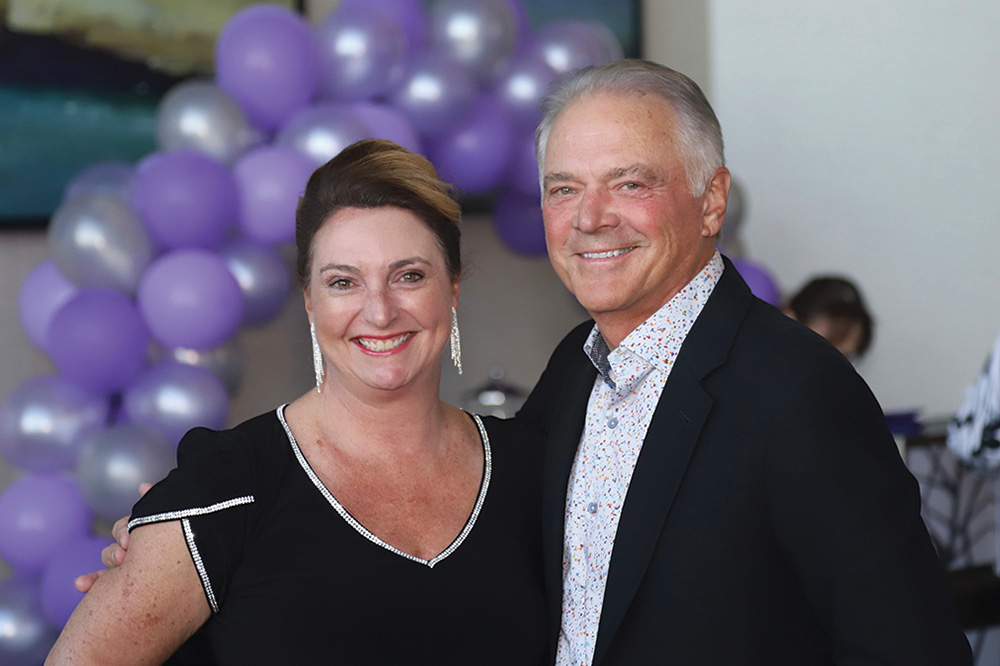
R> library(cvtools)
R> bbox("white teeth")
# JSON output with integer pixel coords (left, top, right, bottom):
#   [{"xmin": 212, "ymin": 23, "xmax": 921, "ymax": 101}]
[
  {"xmin": 581, "ymin": 247, "xmax": 632, "ymax": 259},
  {"xmin": 357, "ymin": 333, "xmax": 413, "ymax": 352}
]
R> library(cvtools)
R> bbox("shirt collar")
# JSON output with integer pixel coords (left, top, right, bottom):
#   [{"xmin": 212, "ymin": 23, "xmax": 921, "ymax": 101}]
[{"xmin": 584, "ymin": 251, "xmax": 725, "ymax": 381}]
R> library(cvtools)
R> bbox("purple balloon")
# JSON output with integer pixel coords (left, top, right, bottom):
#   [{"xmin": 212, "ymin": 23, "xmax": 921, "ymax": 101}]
[
  {"xmin": 387, "ymin": 52, "xmax": 477, "ymax": 136},
  {"xmin": 352, "ymin": 102, "xmax": 422, "ymax": 154},
  {"xmin": 428, "ymin": 0, "xmax": 519, "ymax": 82},
  {"xmin": 426, "ymin": 95, "xmax": 515, "ymax": 195},
  {"xmin": 315, "ymin": 6, "xmax": 407, "ymax": 101},
  {"xmin": 48, "ymin": 288, "xmax": 150, "ymax": 394},
  {"xmin": 132, "ymin": 150, "xmax": 238, "ymax": 250},
  {"xmin": 219, "ymin": 238, "xmax": 293, "ymax": 326},
  {"xmin": 731, "ymin": 258, "xmax": 781, "ymax": 306},
  {"xmin": 339, "ymin": 0, "xmax": 428, "ymax": 56},
  {"xmin": 18, "ymin": 260, "xmax": 78, "ymax": 351},
  {"xmin": 0, "ymin": 475, "xmax": 92, "ymax": 575},
  {"xmin": 276, "ymin": 103, "xmax": 370, "ymax": 166},
  {"xmin": 529, "ymin": 20, "xmax": 623, "ymax": 75},
  {"xmin": 492, "ymin": 51, "xmax": 556, "ymax": 131},
  {"xmin": 0, "ymin": 375, "xmax": 110, "ymax": 472},
  {"xmin": 62, "ymin": 161, "xmax": 136, "ymax": 204},
  {"xmin": 123, "ymin": 361, "xmax": 229, "ymax": 447},
  {"xmin": 233, "ymin": 145, "xmax": 316, "ymax": 244},
  {"xmin": 214, "ymin": 5, "xmax": 319, "ymax": 131},
  {"xmin": 493, "ymin": 190, "xmax": 547, "ymax": 256},
  {"xmin": 138, "ymin": 249, "xmax": 245, "ymax": 350},
  {"xmin": 506, "ymin": 131, "xmax": 541, "ymax": 197},
  {"xmin": 41, "ymin": 535, "xmax": 111, "ymax": 626}
]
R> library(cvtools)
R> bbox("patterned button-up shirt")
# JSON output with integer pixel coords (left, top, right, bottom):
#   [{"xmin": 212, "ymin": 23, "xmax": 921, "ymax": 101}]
[{"xmin": 556, "ymin": 251, "xmax": 725, "ymax": 666}]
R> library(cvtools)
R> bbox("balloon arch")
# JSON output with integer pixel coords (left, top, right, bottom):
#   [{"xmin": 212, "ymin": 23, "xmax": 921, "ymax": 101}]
[{"xmin": 0, "ymin": 0, "xmax": 628, "ymax": 659}]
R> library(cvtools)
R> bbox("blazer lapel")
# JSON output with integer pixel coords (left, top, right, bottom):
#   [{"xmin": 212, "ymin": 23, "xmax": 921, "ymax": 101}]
[{"xmin": 591, "ymin": 257, "xmax": 754, "ymax": 665}]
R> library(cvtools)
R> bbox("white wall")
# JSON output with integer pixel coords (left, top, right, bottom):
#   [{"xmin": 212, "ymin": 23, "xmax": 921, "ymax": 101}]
[{"xmin": 706, "ymin": 0, "xmax": 1000, "ymax": 415}]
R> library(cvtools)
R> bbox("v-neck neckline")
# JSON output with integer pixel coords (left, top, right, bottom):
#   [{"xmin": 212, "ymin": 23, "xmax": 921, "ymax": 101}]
[{"xmin": 275, "ymin": 405, "xmax": 492, "ymax": 568}]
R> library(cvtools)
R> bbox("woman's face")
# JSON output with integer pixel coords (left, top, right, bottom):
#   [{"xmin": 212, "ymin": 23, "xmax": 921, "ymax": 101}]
[{"xmin": 306, "ymin": 206, "xmax": 458, "ymax": 395}]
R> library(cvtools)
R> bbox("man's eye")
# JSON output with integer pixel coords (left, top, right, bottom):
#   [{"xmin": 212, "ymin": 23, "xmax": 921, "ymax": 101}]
[
  {"xmin": 622, "ymin": 181, "xmax": 641, "ymax": 190},
  {"xmin": 550, "ymin": 186, "xmax": 574, "ymax": 196}
]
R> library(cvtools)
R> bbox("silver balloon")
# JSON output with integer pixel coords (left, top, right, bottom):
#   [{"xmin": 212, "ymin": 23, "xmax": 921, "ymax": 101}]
[
  {"xmin": 725, "ymin": 178, "xmax": 747, "ymax": 235},
  {"xmin": 315, "ymin": 6, "xmax": 407, "ymax": 101},
  {"xmin": 166, "ymin": 339, "xmax": 246, "ymax": 396},
  {"xmin": 0, "ymin": 579, "xmax": 59, "ymax": 665},
  {"xmin": 122, "ymin": 361, "xmax": 229, "ymax": 448},
  {"xmin": 77, "ymin": 424, "xmax": 176, "ymax": 522},
  {"xmin": 275, "ymin": 103, "xmax": 370, "ymax": 166},
  {"xmin": 531, "ymin": 20, "xmax": 622, "ymax": 75},
  {"xmin": 0, "ymin": 375, "xmax": 110, "ymax": 473},
  {"xmin": 47, "ymin": 194, "xmax": 155, "ymax": 294},
  {"xmin": 219, "ymin": 238, "xmax": 294, "ymax": 326},
  {"xmin": 62, "ymin": 161, "xmax": 137, "ymax": 204},
  {"xmin": 157, "ymin": 79, "xmax": 264, "ymax": 166},
  {"xmin": 493, "ymin": 51, "xmax": 557, "ymax": 131},
  {"xmin": 429, "ymin": 0, "xmax": 519, "ymax": 82},
  {"xmin": 387, "ymin": 52, "xmax": 478, "ymax": 136}
]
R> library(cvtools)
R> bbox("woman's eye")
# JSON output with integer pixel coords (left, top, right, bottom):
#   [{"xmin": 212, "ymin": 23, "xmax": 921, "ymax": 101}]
[
  {"xmin": 329, "ymin": 278, "xmax": 353, "ymax": 290},
  {"xmin": 400, "ymin": 271, "xmax": 424, "ymax": 283}
]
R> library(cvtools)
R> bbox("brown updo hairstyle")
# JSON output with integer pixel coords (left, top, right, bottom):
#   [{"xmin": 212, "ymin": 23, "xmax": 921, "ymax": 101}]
[{"xmin": 295, "ymin": 139, "xmax": 462, "ymax": 290}]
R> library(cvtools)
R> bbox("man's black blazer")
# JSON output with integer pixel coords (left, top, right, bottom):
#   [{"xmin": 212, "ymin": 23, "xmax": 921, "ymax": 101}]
[{"xmin": 518, "ymin": 257, "xmax": 971, "ymax": 665}]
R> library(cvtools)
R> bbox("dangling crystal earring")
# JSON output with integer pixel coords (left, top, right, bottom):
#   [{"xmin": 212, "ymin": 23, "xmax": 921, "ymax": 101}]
[
  {"xmin": 310, "ymin": 321, "xmax": 324, "ymax": 392},
  {"xmin": 450, "ymin": 307, "xmax": 463, "ymax": 375}
]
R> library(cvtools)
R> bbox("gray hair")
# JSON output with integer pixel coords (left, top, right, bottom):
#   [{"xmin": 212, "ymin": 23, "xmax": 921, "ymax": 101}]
[{"xmin": 535, "ymin": 59, "xmax": 725, "ymax": 197}]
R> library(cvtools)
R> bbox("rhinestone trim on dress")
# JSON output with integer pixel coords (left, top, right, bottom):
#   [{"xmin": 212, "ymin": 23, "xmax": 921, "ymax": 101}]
[{"xmin": 276, "ymin": 404, "xmax": 492, "ymax": 569}]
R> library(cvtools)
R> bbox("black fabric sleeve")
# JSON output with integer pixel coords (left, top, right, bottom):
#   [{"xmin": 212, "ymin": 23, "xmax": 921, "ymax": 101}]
[{"xmin": 128, "ymin": 425, "xmax": 261, "ymax": 614}]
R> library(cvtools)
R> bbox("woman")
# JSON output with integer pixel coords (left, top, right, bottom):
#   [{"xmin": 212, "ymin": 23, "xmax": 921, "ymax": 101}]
[{"xmin": 47, "ymin": 140, "xmax": 548, "ymax": 665}]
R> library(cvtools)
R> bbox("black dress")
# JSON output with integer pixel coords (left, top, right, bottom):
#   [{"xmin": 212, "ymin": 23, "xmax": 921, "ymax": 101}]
[{"xmin": 129, "ymin": 406, "xmax": 548, "ymax": 665}]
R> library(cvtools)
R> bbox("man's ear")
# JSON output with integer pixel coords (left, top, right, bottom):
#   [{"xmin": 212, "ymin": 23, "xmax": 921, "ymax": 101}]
[{"xmin": 701, "ymin": 167, "xmax": 731, "ymax": 238}]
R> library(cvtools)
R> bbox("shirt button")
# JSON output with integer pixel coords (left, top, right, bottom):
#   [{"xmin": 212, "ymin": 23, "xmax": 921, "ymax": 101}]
[
  {"xmin": 587, "ymin": 502, "xmax": 598, "ymax": 514},
  {"xmin": 607, "ymin": 417, "xmax": 618, "ymax": 429}
]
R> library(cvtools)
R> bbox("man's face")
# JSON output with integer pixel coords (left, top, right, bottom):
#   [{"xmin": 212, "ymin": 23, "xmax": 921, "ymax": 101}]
[{"xmin": 541, "ymin": 93, "xmax": 729, "ymax": 346}]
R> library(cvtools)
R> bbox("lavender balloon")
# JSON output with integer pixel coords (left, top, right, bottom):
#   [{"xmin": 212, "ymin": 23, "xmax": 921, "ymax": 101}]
[
  {"xmin": 132, "ymin": 150, "xmax": 238, "ymax": 250},
  {"xmin": 388, "ymin": 52, "xmax": 477, "ymax": 136},
  {"xmin": 62, "ymin": 161, "xmax": 136, "ymax": 204},
  {"xmin": 48, "ymin": 288, "xmax": 150, "ymax": 394},
  {"xmin": 233, "ymin": 146, "xmax": 316, "ymax": 244},
  {"xmin": 168, "ymin": 338, "xmax": 246, "ymax": 396},
  {"xmin": 156, "ymin": 79, "xmax": 263, "ymax": 165},
  {"xmin": 123, "ymin": 361, "xmax": 229, "ymax": 447},
  {"xmin": 77, "ymin": 424, "xmax": 175, "ymax": 522},
  {"xmin": 276, "ymin": 103, "xmax": 370, "ymax": 166},
  {"xmin": 493, "ymin": 190, "xmax": 547, "ymax": 256},
  {"xmin": 493, "ymin": 52, "xmax": 556, "ymax": 131},
  {"xmin": 48, "ymin": 194, "xmax": 155, "ymax": 295},
  {"xmin": 426, "ymin": 96, "xmax": 515, "ymax": 195},
  {"xmin": 18, "ymin": 260, "xmax": 77, "ymax": 351},
  {"xmin": 506, "ymin": 131, "xmax": 541, "ymax": 197},
  {"xmin": 138, "ymin": 249, "xmax": 245, "ymax": 350},
  {"xmin": 41, "ymin": 535, "xmax": 112, "ymax": 626},
  {"xmin": 0, "ymin": 474, "xmax": 92, "ymax": 574},
  {"xmin": 219, "ymin": 237, "xmax": 293, "ymax": 326},
  {"xmin": 353, "ymin": 102, "xmax": 422, "ymax": 154},
  {"xmin": 0, "ymin": 579, "xmax": 60, "ymax": 665},
  {"xmin": 429, "ymin": 0, "xmax": 519, "ymax": 82},
  {"xmin": 339, "ymin": 0, "xmax": 428, "ymax": 56},
  {"xmin": 315, "ymin": 6, "xmax": 407, "ymax": 101},
  {"xmin": 732, "ymin": 258, "xmax": 781, "ymax": 306},
  {"xmin": 215, "ymin": 4, "xmax": 319, "ymax": 131},
  {"xmin": 0, "ymin": 375, "xmax": 110, "ymax": 472}
]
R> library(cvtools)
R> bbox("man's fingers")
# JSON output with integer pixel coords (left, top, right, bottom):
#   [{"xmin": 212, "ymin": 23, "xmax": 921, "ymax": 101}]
[
  {"xmin": 101, "ymin": 543, "xmax": 122, "ymax": 569},
  {"xmin": 139, "ymin": 482, "xmax": 153, "ymax": 496}
]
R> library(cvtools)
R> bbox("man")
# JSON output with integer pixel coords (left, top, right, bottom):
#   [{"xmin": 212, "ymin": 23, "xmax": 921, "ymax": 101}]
[
  {"xmin": 516, "ymin": 59, "xmax": 970, "ymax": 664},
  {"xmin": 86, "ymin": 59, "xmax": 969, "ymax": 666}
]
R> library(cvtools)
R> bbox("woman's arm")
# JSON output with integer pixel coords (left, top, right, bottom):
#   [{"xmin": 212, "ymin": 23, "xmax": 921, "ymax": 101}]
[{"xmin": 46, "ymin": 520, "xmax": 211, "ymax": 665}]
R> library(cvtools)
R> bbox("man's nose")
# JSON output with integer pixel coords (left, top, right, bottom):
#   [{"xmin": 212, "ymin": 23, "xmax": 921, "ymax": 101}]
[{"xmin": 574, "ymin": 188, "xmax": 619, "ymax": 232}]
